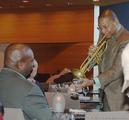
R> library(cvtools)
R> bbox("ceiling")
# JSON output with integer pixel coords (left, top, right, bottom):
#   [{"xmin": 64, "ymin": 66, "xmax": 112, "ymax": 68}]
[{"xmin": 0, "ymin": 0, "xmax": 129, "ymax": 10}]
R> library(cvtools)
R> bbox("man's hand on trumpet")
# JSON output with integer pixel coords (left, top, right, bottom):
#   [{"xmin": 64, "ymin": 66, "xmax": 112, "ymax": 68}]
[
  {"xmin": 88, "ymin": 45, "xmax": 97, "ymax": 56},
  {"xmin": 80, "ymin": 78, "xmax": 94, "ymax": 87},
  {"xmin": 75, "ymin": 78, "xmax": 94, "ymax": 91}
]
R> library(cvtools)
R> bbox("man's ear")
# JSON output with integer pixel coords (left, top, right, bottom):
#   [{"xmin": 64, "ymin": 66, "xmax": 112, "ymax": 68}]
[
  {"xmin": 17, "ymin": 61, "xmax": 25, "ymax": 71},
  {"xmin": 112, "ymin": 20, "xmax": 117, "ymax": 27},
  {"xmin": 114, "ymin": 19, "xmax": 119, "ymax": 28}
]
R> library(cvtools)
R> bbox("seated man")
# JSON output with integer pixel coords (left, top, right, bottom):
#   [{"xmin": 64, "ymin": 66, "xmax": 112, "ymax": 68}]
[{"xmin": 0, "ymin": 44, "xmax": 54, "ymax": 120}]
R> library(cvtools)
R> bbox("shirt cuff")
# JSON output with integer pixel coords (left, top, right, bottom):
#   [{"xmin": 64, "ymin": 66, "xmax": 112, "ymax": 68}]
[{"xmin": 93, "ymin": 77, "xmax": 101, "ymax": 88}]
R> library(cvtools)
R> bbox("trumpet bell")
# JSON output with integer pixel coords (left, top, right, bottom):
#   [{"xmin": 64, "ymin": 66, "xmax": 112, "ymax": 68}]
[{"xmin": 72, "ymin": 68, "xmax": 85, "ymax": 78}]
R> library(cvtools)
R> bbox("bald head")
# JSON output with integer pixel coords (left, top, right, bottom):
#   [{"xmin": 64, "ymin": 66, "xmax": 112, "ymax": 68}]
[
  {"xmin": 98, "ymin": 9, "xmax": 121, "ymax": 38},
  {"xmin": 99, "ymin": 9, "xmax": 119, "ymax": 22},
  {"xmin": 4, "ymin": 44, "xmax": 34, "ymax": 77}
]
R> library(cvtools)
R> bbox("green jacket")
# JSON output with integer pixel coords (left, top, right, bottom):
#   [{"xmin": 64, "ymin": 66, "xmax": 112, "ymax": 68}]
[{"xmin": 0, "ymin": 68, "xmax": 53, "ymax": 120}]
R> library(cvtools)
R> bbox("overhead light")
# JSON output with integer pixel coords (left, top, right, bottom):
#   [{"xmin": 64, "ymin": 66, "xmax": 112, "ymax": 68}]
[
  {"xmin": 93, "ymin": 0, "xmax": 100, "ymax": 1},
  {"xmin": 22, "ymin": 0, "xmax": 29, "ymax": 3}
]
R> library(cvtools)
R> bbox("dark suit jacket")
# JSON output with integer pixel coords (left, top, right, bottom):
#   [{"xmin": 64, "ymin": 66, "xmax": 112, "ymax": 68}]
[
  {"xmin": 98, "ymin": 26, "xmax": 129, "ymax": 111},
  {"xmin": 0, "ymin": 68, "xmax": 54, "ymax": 120}
]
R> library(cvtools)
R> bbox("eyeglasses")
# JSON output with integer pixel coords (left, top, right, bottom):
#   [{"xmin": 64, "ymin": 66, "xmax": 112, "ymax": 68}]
[{"xmin": 97, "ymin": 21, "xmax": 114, "ymax": 33}]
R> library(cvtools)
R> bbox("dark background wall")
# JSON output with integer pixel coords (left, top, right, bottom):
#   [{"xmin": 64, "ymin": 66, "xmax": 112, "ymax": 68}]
[{"xmin": 100, "ymin": 2, "xmax": 129, "ymax": 31}]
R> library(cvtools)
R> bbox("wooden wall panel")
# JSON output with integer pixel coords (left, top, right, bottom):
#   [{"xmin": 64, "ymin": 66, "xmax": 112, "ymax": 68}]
[
  {"xmin": 0, "ymin": 7, "xmax": 94, "ymax": 74},
  {"xmin": 29, "ymin": 42, "xmax": 93, "ymax": 74},
  {"xmin": 0, "ymin": 7, "xmax": 93, "ymax": 43}
]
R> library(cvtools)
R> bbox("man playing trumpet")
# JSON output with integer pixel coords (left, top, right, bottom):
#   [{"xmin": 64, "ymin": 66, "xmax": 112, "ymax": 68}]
[{"xmin": 82, "ymin": 9, "xmax": 129, "ymax": 111}]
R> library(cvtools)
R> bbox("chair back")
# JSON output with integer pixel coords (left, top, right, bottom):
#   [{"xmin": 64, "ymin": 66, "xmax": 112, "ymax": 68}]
[{"xmin": 4, "ymin": 108, "xmax": 25, "ymax": 120}]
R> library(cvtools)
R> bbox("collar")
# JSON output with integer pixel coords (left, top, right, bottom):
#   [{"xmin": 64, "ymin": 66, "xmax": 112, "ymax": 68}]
[
  {"xmin": 112, "ymin": 24, "xmax": 123, "ymax": 41},
  {"xmin": 1, "ymin": 67, "xmax": 26, "ymax": 80}
]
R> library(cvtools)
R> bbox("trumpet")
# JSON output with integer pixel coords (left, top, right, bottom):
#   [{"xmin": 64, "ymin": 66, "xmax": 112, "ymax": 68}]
[{"xmin": 72, "ymin": 35, "xmax": 107, "ymax": 78}]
